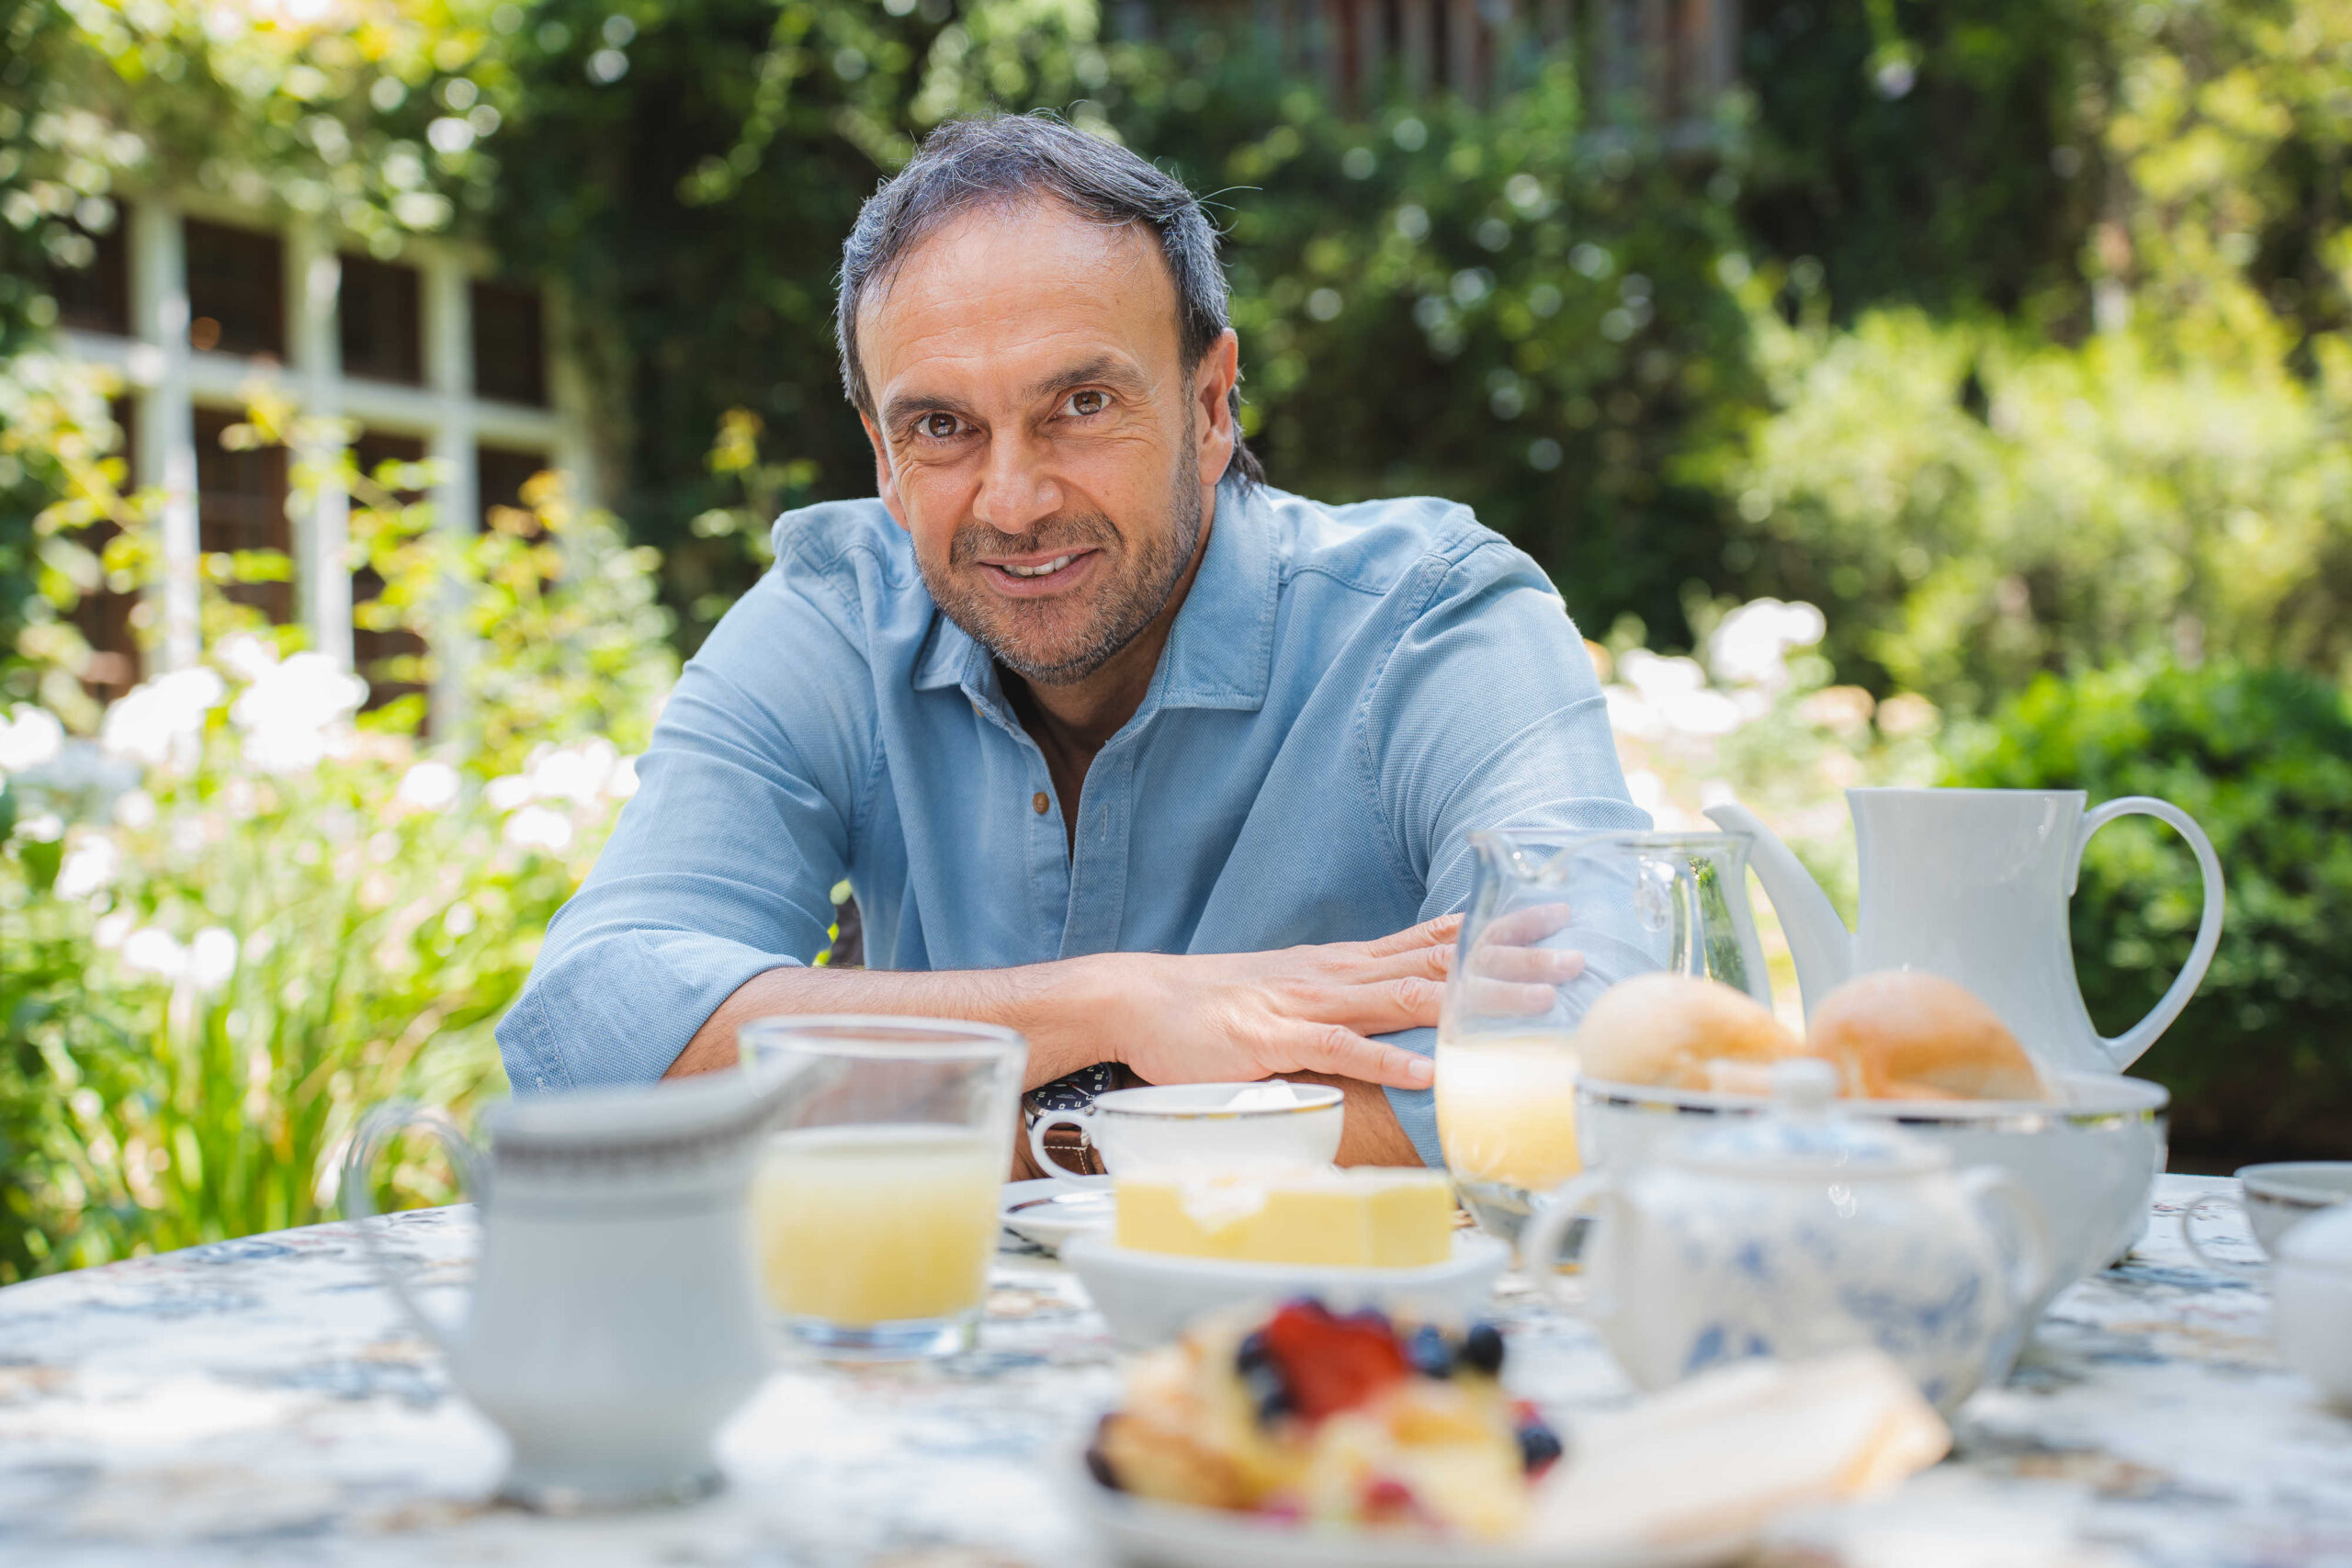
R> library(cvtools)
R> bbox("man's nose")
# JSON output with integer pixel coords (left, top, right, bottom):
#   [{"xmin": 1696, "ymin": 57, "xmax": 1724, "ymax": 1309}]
[{"xmin": 970, "ymin": 429, "xmax": 1063, "ymax": 536}]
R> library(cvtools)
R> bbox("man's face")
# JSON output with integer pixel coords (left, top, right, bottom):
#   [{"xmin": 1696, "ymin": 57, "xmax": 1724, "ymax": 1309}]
[{"xmin": 856, "ymin": 201, "xmax": 1237, "ymax": 686}]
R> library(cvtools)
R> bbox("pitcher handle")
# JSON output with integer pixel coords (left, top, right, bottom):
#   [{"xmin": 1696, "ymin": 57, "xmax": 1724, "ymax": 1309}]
[
  {"xmin": 342, "ymin": 1100, "xmax": 484, "ymax": 1354},
  {"xmin": 1027, "ymin": 1111, "xmax": 1112, "ymax": 1187},
  {"xmin": 1957, "ymin": 1166, "xmax": 2053, "ymax": 1321},
  {"xmin": 2069, "ymin": 796, "xmax": 2226, "ymax": 1071},
  {"xmin": 1519, "ymin": 1173, "xmax": 1619, "ymax": 1319}
]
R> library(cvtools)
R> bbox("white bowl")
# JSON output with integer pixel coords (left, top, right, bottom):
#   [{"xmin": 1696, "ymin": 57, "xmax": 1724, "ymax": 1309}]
[
  {"xmin": 1069, "ymin": 1467, "xmax": 1748, "ymax": 1568},
  {"xmin": 1575, "ymin": 1069, "xmax": 2168, "ymax": 1303},
  {"xmin": 1062, "ymin": 1231, "xmax": 1511, "ymax": 1349}
]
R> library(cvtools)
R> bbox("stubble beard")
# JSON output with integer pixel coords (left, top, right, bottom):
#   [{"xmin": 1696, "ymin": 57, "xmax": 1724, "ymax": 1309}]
[{"xmin": 922, "ymin": 441, "xmax": 1206, "ymax": 689}]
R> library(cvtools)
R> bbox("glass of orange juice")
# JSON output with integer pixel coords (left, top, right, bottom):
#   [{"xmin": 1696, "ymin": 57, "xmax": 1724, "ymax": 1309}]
[
  {"xmin": 1439, "ymin": 829, "xmax": 1773, "ymax": 1247},
  {"xmin": 739, "ymin": 1017, "xmax": 1026, "ymax": 1359}
]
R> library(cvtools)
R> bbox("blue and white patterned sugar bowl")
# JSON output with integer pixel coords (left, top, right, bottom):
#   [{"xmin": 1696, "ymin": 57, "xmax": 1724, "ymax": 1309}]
[{"xmin": 1521, "ymin": 1060, "xmax": 2052, "ymax": 1412}]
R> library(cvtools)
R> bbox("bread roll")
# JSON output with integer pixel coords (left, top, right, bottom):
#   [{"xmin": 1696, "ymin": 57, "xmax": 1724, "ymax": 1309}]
[
  {"xmin": 1806, "ymin": 971, "xmax": 2047, "ymax": 1101},
  {"xmin": 1576, "ymin": 973, "xmax": 1805, "ymax": 1090}
]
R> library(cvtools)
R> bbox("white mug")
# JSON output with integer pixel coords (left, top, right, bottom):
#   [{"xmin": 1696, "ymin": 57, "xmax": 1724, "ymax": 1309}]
[
  {"xmin": 1027, "ymin": 1081, "xmax": 1345, "ymax": 1187},
  {"xmin": 2182, "ymin": 1162, "xmax": 2352, "ymax": 1270}
]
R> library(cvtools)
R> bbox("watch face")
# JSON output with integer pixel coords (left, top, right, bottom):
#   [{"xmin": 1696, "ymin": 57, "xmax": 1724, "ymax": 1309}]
[{"xmin": 1023, "ymin": 1061, "xmax": 1124, "ymax": 1124}]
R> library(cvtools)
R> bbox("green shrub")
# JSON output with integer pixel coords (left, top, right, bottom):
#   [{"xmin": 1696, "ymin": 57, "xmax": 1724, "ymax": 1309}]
[{"xmin": 1945, "ymin": 661, "xmax": 2352, "ymax": 1159}]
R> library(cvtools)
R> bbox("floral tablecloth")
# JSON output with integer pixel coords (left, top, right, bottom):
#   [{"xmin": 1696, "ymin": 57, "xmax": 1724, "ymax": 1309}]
[{"xmin": 0, "ymin": 1174, "xmax": 2345, "ymax": 1567}]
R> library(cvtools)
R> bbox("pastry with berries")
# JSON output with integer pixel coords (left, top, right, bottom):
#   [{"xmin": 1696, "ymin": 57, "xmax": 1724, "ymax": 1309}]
[{"xmin": 1087, "ymin": 1297, "xmax": 1564, "ymax": 1539}]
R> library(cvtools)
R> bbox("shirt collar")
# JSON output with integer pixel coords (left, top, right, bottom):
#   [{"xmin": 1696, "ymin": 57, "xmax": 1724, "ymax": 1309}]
[{"xmin": 910, "ymin": 478, "xmax": 1280, "ymax": 715}]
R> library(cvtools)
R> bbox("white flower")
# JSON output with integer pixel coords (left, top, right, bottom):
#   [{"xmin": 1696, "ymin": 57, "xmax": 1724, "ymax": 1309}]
[
  {"xmin": 1620, "ymin": 651, "xmax": 1743, "ymax": 737},
  {"xmin": 54, "ymin": 832, "xmax": 119, "ymax": 899},
  {"xmin": 0, "ymin": 705, "xmax": 64, "ymax": 775},
  {"xmin": 484, "ymin": 773, "xmax": 535, "ymax": 812},
  {"xmin": 15, "ymin": 811, "xmax": 62, "ymax": 843},
  {"xmin": 443, "ymin": 900, "xmax": 478, "ymax": 937},
  {"xmin": 527, "ymin": 738, "xmax": 618, "ymax": 805},
  {"xmin": 102, "ymin": 669, "xmax": 227, "ymax": 769},
  {"xmin": 503, "ymin": 805, "xmax": 574, "ymax": 853},
  {"xmin": 188, "ymin": 927, "xmax": 239, "ymax": 992},
  {"xmin": 396, "ymin": 761, "xmax": 462, "ymax": 812},
  {"xmin": 231, "ymin": 651, "xmax": 368, "ymax": 775},
  {"xmin": 113, "ymin": 788, "xmax": 158, "ymax": 829},
  {"xmin": 215, "ymin": 633, "xmax": 280, "ymax": 684},
  {"xmin": 93, "ymin": 908, "xmax": 135, "ymax": 950},
  {"xmin": 120, "ymin": 927, "xmax": 188, "ymax": 980},
  {"xmin": 1707, "ymin": 598, "xmax": 1826, "ymax": 689}
]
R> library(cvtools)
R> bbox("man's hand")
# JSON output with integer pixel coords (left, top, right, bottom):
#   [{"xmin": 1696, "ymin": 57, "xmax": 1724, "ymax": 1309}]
[
  {"xmin": 1104, "ymin": 915, "xmax": 1463, "ymax": 1090},
  {"xmin": 667, "ymin": 914, "xmax": 1473, "ymax": 1096}
]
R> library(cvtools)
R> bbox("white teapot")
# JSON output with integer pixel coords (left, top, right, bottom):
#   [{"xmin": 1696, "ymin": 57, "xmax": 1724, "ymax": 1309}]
[
  {"xmin": 345, "ymin": 1072, "xmax": 788, "ymax": 1509},
  {"xmin": 1521, "ymin": 1062, "xmax": 2052, "ymax": 1413}
]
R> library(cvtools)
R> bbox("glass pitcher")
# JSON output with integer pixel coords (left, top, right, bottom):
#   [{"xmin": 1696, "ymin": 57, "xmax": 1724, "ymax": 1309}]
[{"xmin": 1437, "ymin": 829, "xmax": 1770, "ymax": 1241}]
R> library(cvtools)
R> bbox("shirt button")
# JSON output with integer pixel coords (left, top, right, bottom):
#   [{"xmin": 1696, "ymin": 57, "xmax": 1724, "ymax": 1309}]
[{"xmin": 1032, "ymin": 792, "xmax": 1050, "ymax": 815}]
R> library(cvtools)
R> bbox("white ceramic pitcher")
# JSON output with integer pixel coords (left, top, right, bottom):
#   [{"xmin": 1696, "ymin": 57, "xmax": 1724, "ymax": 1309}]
[
  {"xmin": 345, "ymin": 1072, "xmax": 786, "ymax": 1510},
  {"xmin": 1706, "ymin": 789, "xmax": 2224, "ymax": 1076}
]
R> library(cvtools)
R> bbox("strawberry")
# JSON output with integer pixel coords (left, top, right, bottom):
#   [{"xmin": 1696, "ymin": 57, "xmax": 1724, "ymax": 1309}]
[{"xmin": 1261, "ymin": 1300, "xmax": 1408, "ymax": 1420}]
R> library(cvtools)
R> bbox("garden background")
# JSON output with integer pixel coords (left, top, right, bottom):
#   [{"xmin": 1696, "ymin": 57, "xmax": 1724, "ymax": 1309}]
[{"xmin": 2, "ymin": 0, "xmax": 2348, "ymax": 1278}]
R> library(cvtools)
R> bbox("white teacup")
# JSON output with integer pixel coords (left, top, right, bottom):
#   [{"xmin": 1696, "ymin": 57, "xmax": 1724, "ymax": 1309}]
[
  {"xmin": 2182, "ymin": 1162, "xmax": 2352, "ymax": 1269},
  {"xmin": 1027, "ymin": 1081, "xmax": 1345, "ymax": 1186}
]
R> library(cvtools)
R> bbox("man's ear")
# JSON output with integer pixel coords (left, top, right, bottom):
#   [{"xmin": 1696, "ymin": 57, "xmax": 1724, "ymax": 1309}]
[
  {"xmin": 1193, "ymin": 328, "xmax": 1240, "ymax": 488},
  {"xmin": 860, "ymin": 412, "xmax": 909, "ymax": 531}
]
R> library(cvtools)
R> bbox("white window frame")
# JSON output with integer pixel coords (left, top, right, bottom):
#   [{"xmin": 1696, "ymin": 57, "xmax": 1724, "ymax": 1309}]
[{"xmin": 58, "ymin": 193, "xmax": 597, "ymax": 733}]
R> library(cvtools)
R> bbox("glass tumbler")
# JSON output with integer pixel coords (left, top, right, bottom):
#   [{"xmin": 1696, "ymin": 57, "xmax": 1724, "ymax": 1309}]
[
  {"xmin": 739, "ymin": 1017, "xmax": 1027, "ymax": 1359},
  {"xmin": 1437, "ymin": 829, "xmax": 1770, "ymax": 1245}
]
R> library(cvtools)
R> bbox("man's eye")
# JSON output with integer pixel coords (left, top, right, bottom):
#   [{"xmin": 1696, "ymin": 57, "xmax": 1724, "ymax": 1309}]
[
  {"xmin": 1065, "ymin": 390, "xmax": 1108, "ymax": 418},
  {"xmin": 919, "ymin": 412, "xmax": 963, "ymax": 440}
]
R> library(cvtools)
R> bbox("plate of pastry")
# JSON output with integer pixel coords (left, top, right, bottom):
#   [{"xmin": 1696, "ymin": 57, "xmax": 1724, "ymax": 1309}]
[{"xmin": 1073, "ymin": 1297, "xmax": 1947, "ymax": 1568}]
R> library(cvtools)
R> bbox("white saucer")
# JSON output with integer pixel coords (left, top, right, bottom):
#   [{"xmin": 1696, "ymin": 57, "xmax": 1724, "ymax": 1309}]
[
  {"xmin": 1061, "ymin": 1230, "xmax": 1511, "ymax": 1348},
  {"xmin": 1069, "ymin": 1467, "xmax": 1749, "ymax": 1568},
  {"xmin": 1000, "ymin": 1179, "xmax": 1117, "ymax": 1256}
]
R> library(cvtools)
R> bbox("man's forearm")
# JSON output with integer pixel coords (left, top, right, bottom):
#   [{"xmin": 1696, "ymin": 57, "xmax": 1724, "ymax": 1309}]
[{"xmin": 664, "ymin": 956, "xmax": 1126, "ymax": 1089}]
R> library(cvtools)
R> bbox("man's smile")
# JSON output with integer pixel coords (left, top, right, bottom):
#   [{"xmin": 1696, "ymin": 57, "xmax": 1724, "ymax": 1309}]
[{"xmin": 974, "ymin": 547, "xmax": 1102, "ymax": 596}]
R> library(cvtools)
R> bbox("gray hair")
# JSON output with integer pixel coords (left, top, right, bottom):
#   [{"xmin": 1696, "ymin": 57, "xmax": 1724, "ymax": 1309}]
[{"xmin": 836, "ymin": 112, "xmax": 1263, "ymax": 487}]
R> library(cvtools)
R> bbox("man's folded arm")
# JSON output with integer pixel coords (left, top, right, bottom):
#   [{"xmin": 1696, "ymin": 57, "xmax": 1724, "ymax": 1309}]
[
  {"xmin": 495, "ymin": 571, "xmax": 865, "ymax": 1093},
  {"xmin": 1360, "ymin": 539, "xmax": 1650, "ymax": 1165}
]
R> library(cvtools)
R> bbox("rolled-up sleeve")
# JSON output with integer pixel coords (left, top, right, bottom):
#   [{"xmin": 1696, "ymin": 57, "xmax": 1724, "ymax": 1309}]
[
  {"xmin": 496, "ymin": 564, "xmax": 875, "ymax": 1092},
  {"xmin": 1362, "ymin": 539, "xmax": 1648, "ymax": 1165}
]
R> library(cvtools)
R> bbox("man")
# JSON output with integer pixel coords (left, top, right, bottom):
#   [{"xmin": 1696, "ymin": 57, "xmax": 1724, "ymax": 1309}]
[{"xmin": 497, "ymin": 113, "xmax": 1644, "ymax": 1169}]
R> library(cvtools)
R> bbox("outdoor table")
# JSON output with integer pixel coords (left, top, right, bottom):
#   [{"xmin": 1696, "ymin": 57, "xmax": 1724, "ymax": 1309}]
[{"xmin": 0, "ymin": 1173, "xmax": 2345, "ymax": 1566}]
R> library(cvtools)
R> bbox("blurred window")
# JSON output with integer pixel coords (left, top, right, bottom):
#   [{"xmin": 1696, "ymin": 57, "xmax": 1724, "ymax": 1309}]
[
  {"xmin": 470, "ymin": 281, "xmax": 547, "ymax": 406},
  {"xmin": 194, "ymin": 407, "xmax": 292, "ymax": 624},
  {"xmin": 185, "ymin": 220, "xmax": 285, "ymax": 359},
  {"xmin": 478, "ymin": 444, "xmax": 550, "ymax": 532},
  {"xmin": 350, "ymin": 431, "xmax": 430, "ymax": 714},
  {"xmin": 339, "ymin": 255, "xmax": 424, "ymax": 384},
  {"xmin": 52, "ymin": 216, "xmax": 130, "ymax": 336},
  {"xmin": 74, "ymin": 398, "xmax": 141, "ymax": 702}
]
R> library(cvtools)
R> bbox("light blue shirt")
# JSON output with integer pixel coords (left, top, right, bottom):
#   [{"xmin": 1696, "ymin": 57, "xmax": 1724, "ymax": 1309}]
[{"xmin": 496, "ymin": 480, "xmax": 1645, "ymax": 1164}]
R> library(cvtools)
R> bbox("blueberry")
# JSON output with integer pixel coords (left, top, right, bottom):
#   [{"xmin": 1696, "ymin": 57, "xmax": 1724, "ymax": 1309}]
[
  {"xmin": 1235, "ymin": 1329, "xmax": 1270, "ymax": 1372},
  {"xmin": 1459, "ymin": 1322, "xmax": 1506, "ymax": 1376},
  {"xmin": 1086, "ymin": 1415, "xmax": 1125, "ymax": 1491},
  {"xmin": 1516, "ymin": 1419, "xmax": 1564, "ymax": 1472},
  {"xmin": 1406, "ymin": 1324, "xmax": 1453, "ymax": 1379},
  {"xmin": 1243, "ymin": 1359, "xmax": 1291, "ymax": 1424}
]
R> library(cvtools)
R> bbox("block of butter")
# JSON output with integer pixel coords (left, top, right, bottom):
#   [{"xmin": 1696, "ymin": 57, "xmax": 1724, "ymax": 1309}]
[{"xmin": 1114, "ymin": 1166, "xmax": 1455, "ymax": 1268}]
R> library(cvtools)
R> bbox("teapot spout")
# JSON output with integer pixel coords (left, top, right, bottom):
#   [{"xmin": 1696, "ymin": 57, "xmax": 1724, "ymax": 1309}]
[{"xmin": 1703, "ymin": 802, "xmax": 1854, "ymax": 1021}]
